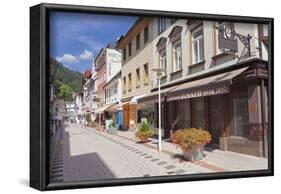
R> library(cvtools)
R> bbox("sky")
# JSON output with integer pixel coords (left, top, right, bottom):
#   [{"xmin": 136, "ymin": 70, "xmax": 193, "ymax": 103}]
[{"xmin": 50, "ymin": 12, "xmax": 137, "ymax": 73}]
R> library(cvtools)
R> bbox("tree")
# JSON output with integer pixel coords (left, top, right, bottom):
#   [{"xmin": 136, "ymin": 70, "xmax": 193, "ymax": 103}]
[{"xmin": 58, "ymin": 84, "xmax": 73, "ymax": 102}]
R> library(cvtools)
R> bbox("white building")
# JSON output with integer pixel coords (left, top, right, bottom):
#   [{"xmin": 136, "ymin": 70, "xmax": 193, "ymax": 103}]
[{"xmin": 65, "ymin": 102, "xmax": 76, "ymax": 123}]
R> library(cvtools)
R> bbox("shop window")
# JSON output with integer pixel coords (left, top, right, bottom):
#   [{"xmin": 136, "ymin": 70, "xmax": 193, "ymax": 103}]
[
  {"xmin": 231, "ymin": 96, "xmax": 249, "ymax": 137},
  {"xmin": 172, "ymin": 39, "xmax": 182, "ymax": 71},
  {"xmin": 191, "ymin": 98, "xmax": 206, "ymax": 129},
  {"xmin": 192, "ymin": 26, "xmax": 204, "ymax": 64}
]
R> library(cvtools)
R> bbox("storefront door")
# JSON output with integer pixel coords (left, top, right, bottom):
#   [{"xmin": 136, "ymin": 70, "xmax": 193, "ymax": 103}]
[
  {"xmin": 209, "ymin": 95, "xmax": 224, "ymax": 146},
  {"xmin": 231, "ymin": 96, "xmax": 249, "ymax": 137}
]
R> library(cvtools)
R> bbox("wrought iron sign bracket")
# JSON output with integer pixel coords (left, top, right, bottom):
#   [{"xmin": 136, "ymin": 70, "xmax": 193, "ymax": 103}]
[{"xmin": 234, "ymin": 31, "xmax": 252, "ymax": 57}]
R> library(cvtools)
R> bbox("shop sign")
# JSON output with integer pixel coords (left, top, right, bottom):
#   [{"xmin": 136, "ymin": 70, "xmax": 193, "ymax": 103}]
[{"xmin": 168, "ymin": 85, "xmax": 230, "ymax": 101}]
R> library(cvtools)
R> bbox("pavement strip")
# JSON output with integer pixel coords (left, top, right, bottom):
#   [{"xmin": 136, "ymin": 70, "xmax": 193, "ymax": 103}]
[{"xmin": 83, "ymin": 126, "xmax": 216, "ymax": 175}]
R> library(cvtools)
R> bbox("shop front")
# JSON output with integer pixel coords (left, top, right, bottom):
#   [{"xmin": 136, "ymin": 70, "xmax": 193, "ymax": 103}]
[
  {"xmin": 148, "ymin": 61, "xmax": 268, "ymax": 157},
  {"xmin": 121, "ymin": 102, "xmax": 136, "ymax": 130}
]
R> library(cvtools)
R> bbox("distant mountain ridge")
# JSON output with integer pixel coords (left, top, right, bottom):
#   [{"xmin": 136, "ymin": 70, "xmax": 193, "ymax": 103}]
[{"xmin": 50, "ymin": 57, "xmax": 82, "ymax": 93}]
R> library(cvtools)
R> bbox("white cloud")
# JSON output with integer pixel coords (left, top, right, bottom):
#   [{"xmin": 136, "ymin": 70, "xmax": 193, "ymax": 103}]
[
  {"xmin": 79, "ymin": 49, "xmax": 93, "ymax": 60},
  {"xmin": 77, "ymin": 36, "xmax": 104, "ymax": 51},
  {"xmin": 56, "ymin": 54, "xmax": 79, "ymax": 64}
]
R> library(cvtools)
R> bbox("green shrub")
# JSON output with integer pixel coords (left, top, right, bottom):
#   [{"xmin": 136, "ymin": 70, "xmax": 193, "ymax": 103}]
[{"xmin": 135, "ymin": 122, "xmax": 154, "ymax": 143}]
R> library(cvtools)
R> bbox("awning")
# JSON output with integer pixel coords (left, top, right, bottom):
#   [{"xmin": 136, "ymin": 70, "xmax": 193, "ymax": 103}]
[
  {"xmin": 130, "ymin": 94, "xmax": 147, "ymax": 104},
  {"xmin": 106, "ymin": 102, "xmax": 123, "ymax": 112},
  {"xmin": 167, "ymin": 66, "xmax": 249, "ymax": 101},
  {"xmin": 94, "ymin": 103, "xmax": 116, "ymax": 113},
  {"xmin": 137, "ymin": 86, "xmax": 178, "ymax": 103}
]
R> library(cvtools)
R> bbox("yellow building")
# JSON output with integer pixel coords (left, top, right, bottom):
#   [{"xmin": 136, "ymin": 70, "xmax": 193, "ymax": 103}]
[{"xmin": 117, "ymin": 17, "xmax": 155, "ymax": 130}]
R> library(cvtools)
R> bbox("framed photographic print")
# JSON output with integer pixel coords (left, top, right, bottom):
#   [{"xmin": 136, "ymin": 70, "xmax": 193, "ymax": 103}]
[{"xmin": 30, "ymin": 3, "xmax": 274, "ymax": 191}]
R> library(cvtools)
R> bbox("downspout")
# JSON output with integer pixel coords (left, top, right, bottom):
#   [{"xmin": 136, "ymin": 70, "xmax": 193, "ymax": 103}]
[{"xmin": 260, "ymin": 79, "xmax": 266, "ymax": 157}]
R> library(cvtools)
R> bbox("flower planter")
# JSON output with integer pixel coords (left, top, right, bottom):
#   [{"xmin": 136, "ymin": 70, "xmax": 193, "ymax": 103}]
[
  {"xmin": 135, "ymin": 122, "xmax": 154, "ymax": 143},
  {"xmin": 183, "ymin": 144, "xmax": 204, "ymax": 161},
  {"xmin": 138, "ymin": 136, "xmax": 150, "ymax": 143}
]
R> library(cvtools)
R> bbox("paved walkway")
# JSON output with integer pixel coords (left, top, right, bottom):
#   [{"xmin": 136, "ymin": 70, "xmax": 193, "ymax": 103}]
[
  {"xmin": 52, "ymin": 124, "xmax": 216, "ymax": 182},
  {"xmin": 49, "ymin": 123, "xmax": 268, "ymax": 183},
  {"xmin": 115, "ymin": 130, "xmax": 268, "ymax": 172}
]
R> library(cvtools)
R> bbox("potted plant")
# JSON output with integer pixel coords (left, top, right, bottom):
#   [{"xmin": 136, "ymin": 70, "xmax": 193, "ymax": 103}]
[
  {"xmin": 108, "ymin": 119, "xmax": 118, "ymax": 134},
  {"xmin": 135, "ymin": 122, "xmax": 154, "ymax": 143},
  {"xmin": 171, "ymin": 128, "xmax": 211, "ymax": 161}
]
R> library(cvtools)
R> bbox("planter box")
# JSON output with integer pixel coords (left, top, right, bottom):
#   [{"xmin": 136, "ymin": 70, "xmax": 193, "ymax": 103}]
[{"xmin": 183, "ymin": 144, "xmax": 204, "ymax": 161}]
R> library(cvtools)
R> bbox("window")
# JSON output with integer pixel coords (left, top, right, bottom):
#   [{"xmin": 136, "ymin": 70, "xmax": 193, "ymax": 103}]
[
  {"xmin": 158, "ymin": 18, "xmax": 166, "ymax": 34},
  {"xmin": 123, "ymin": 48, "xmax": 126, "ymax": 61},
  {"xmin": 191, "ymin": 98, "xmax": 206, "ymax": 129},
  {"xmin": 136, "ymin": 33, "xmax": 140, "ymax": 50},
  {"xmin": 136, "ymin": 68, "xmax": 140, "ymax": 87},
  {"xmin": 231, "ymin": 96, "xmax": 249, "ymax": 137},
  {"xmin": 172, "ymin": 39, "xmax": 182, "ymax": 71},
  {"xmin": 128, "ymin": 42, "xmax": 132, "ymax": 56},
  {"xmin": 159, "ymin": 49, "xmax": 166, "ymax": 74},
  {"xmin": 144, "ymin": 63, "xmax": 149, "ymax": 85},
  {"xmin": 192, "ymin": 27, "xmax": 204, "ymax": 64},
  {"xmin": 123, "ymin": 76, "xmax": 126, "ymax": 94},
  {"xmin": 128, "ymin": 73, "xmax": 132, "ymax": 91},
  {"xmin": 144, "ymin": 25, "xmax": 149, "ymax": 44}
]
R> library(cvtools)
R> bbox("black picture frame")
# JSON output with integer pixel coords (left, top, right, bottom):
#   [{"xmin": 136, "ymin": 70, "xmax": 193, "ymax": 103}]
[{"xmin": 30, "ymin": 3, "xmax": 274, "ymax": 191}]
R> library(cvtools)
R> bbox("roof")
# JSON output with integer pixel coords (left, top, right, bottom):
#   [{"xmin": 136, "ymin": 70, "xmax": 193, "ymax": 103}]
[
  {"xmin": 83, "ymin": 70, "xmax": 92, "ymax": 79},
  {"xmin": 116, "ymin": 17, "xmax": 152, "ymax": 49}
]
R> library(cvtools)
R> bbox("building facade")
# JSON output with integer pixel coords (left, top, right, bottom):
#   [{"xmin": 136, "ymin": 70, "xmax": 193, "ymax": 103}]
[
  {"xmin": 117, "ymin": 17, "xmax": 157, "ymax": 130},
  {"xmin": 103, "ymin": 46, "xmax": 122, "ymax": 130},
  {"xmin": 94, "ymin": 44, "xmax": 122, "ymax": 129},
  {"xmin": 137, "ymin": 18, "xmax": 269, "ymax": 157}
]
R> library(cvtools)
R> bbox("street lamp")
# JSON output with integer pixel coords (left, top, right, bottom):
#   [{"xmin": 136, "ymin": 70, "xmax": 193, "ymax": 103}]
[{"xmin": 152, "ymin": 68, "xmax": 166, "ymax": 152}]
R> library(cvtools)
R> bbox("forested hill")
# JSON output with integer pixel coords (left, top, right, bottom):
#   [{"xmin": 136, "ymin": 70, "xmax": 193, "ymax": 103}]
[{"xmin": 50, "ymin": 58, "xmax": 83, "ymax": 101}]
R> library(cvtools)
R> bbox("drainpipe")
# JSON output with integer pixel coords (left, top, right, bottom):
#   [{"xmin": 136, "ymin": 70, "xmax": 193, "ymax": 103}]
[{"xmin": 260, "ymin": 79, "xmax": 266, "ymax": 157}]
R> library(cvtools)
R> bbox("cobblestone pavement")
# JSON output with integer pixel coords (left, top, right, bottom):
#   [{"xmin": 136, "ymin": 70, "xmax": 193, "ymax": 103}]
[{"xmin": 57, "ymin": 123, "xmax": 214, "ymax": 182}]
